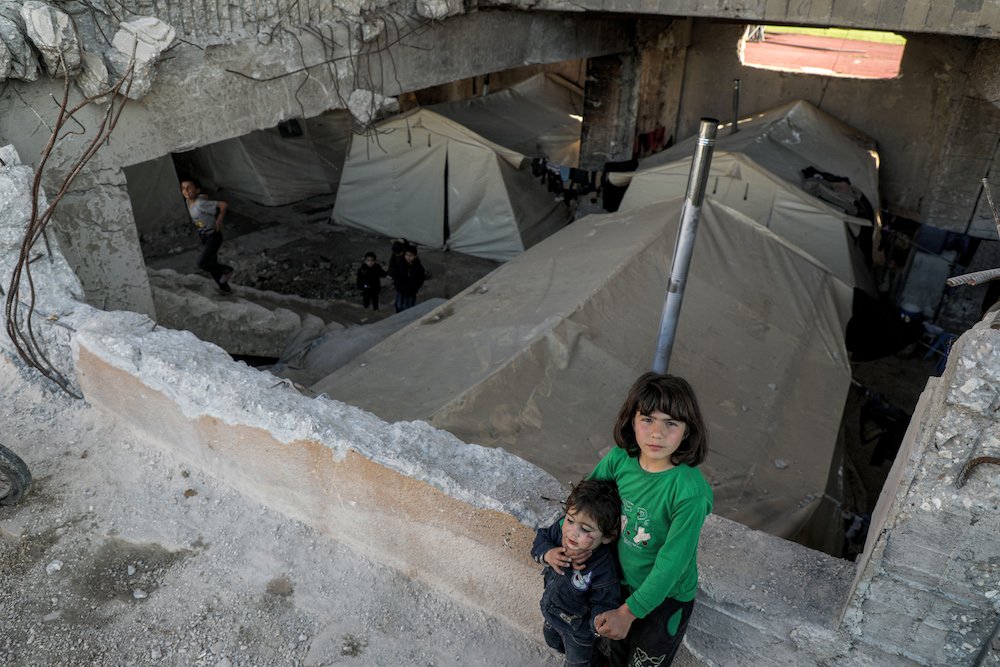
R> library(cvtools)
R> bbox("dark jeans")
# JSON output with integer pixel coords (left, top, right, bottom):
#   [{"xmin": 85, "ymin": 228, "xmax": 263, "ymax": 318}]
[
  {"xmin": 544, "ymin": 621, "xmax": 599, "ymax": 667},
  {"xmin": 361, "ymin": 287, "xmax": 380, "ymax": 310},
  {"xmin": 606, "ymin": 597, "xmax": 695, "ymax": 667},
  {"xmin": 395, "ymin": 291, "xmax": 416, "ymax": 312},
  {"xmin": 197, "ymin": 231, "xmax": 232, "ymax": 284}
]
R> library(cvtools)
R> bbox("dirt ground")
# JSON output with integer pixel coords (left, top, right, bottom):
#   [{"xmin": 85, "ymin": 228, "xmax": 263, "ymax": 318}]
[{"xmin": 143, "ymin": 194, "xmax": 501, "ymax": 328}]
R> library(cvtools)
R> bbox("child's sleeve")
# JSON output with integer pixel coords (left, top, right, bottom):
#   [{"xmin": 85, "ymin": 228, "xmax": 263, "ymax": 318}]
[
  {"xmin": 586, "ymin": 449, "xmax": 616, "ymax": 482},
  {"xmin": 625, "ymin": 494, "xmax": 710, "ymax": 618},
  {"xmin": 587, "ymin": 564, "xmax": 622, "ymax": 632},
  {"xmin": 530, "ymin": 520, "xmax": 562, "ymax": 565}
]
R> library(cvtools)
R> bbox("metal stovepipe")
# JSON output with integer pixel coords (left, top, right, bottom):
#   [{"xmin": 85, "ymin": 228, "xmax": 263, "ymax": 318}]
[{"xmin": 652, "ymin": 118, "xmax": 719, "ymax": 374}]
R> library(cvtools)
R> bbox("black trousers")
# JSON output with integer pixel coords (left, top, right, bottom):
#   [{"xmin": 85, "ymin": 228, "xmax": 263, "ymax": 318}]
[
  {"xmin": 606, "ymin": 597, "xmax": 695, "ymax": 667},
  {"xmin": 197, "ymin": 232, "xmax": 232, "ymax": 284},
  {"xmin": 361, "ymin": 287, "xmax": 380, "ymax": 310}
]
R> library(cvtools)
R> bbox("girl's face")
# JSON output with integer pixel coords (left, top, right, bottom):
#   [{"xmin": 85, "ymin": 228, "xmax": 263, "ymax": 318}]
[{"xmin": 633, "ymin": 410, "xmax": 687, "ymax": 472}]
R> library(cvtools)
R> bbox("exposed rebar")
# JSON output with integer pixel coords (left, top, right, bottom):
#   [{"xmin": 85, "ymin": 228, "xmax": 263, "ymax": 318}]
[{"xmin": 946, "ymin": 268, "xmax": 1000, "ymax": 288}]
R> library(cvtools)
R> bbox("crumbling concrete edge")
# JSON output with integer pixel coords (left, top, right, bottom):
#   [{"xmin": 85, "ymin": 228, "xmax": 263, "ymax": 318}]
[{"xmin": 71, "ymin": 311, "xmax": 565, "ymax": 635}]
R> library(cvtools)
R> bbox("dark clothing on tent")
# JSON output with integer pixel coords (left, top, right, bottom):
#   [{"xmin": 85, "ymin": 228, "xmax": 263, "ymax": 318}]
[
  {"xmin": 357, "ymin": 263, "xmax": 388, "ymax": 310},
  {"xmin": 390, "ymin": 258, "xmax": 426, "ymax": 313}
]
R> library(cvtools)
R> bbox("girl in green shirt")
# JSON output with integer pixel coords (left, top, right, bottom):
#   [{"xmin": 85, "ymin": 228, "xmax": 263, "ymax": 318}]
[{"xmin": 587, "ymin": 372, "xmax": 713, "ymax": 666}]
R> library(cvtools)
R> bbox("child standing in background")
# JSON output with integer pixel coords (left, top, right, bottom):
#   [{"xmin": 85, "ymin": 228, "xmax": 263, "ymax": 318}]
[
  {"xmin": 356, "ymin": 251, "xmax": 387, "ymax": 310},
  {"xmin": 181, "ymin": 179, "xmax": 233, "ymax": 293}
]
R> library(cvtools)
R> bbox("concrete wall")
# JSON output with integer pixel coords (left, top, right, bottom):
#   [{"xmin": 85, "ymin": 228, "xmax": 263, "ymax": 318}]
[
  {"xmin": 74, "ymin": 334, "xmax": 552, "ymax": 634},
  {"xmin": 72, "ymin": 0, "xmax": 1000, "ymax": 42},
  {"xmin": 664, "ymin": 21, "xmax": 994, "ymax": 231},
  {"xmin": 843, "ymin": 315, "xmax": 1000, "ymax": 665}
]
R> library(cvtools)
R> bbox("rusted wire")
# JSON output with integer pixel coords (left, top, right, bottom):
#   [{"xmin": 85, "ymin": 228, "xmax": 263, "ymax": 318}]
[{"xmin": 4, "ymin": 53, "xmax": 135, "ymax": 398}]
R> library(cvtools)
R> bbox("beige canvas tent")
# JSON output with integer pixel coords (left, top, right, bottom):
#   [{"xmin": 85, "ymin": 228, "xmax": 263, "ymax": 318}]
[
  {"xmin": 331, "ymin": 109, "xmax": 570, "ymax": 262},
  {"xmin": 173, "ymin": 111, "xmax": 353, "ymax": 206},
  {"xmin": 647, "ymin": 100, "xmax": 880, "ymax": 209},
  {"xmin": 619, "ymin": 151, "xmax": 871, "ymax": 295},
  {"xmin": 314, "ymin": 197, "xmax": 851, "ymax": 548},
  {"xmin": 428, "ymin": 72, "xmax": 583, "ymax": 166}
]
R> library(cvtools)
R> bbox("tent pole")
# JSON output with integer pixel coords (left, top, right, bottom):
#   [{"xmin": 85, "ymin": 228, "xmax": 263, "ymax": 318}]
[
  {"xmin": 732, "ymin": 79, "xmax": 741, "ymax": 134},
  {"xmin": 652, "ymin": 118, "xmax": 718, "ymax": 374}
]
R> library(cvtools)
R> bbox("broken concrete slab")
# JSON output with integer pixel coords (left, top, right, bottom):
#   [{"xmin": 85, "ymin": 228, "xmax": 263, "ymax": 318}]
[
  {"xmin": 0, "ymin": 2, "xmax": 39, "ymax": 81},
  {"xmin": 415, "ymin": 0, "xmax": 466, "ymax": 21},
  {"xmin": 20, "ymin": 0, "xmax": 81, "ymax": 77},
  {"xmin": 75, "ymin": 49, "xmax": 111, "ymax": 101},
  {"xmin": 346, "ymin": 89, "xmax": 399, "ymax": 126},
  {"xmin": 107, "ymin": 16, "xmax": 175, "ymax": 99},
  {"xmin": 148, "ymin": 268, "xmax": 336, "ymax": 359}
]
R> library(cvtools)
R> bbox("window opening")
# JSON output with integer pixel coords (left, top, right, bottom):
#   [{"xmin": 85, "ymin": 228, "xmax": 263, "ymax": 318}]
[{"xmin": 740, "ymin": 25, "xmax": 905, "ymax": 79}]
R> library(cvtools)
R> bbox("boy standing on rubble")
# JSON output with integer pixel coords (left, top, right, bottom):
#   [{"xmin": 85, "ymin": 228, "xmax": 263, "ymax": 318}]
[
  {"xmin": 181, "ymin": 178, "xmax": 234, "ymax": 293},
  {"xmin": 531, "ymin": 479, "xmax": 622, "ymax": 666},
  {"xmin": 389, "ymin": 244, "xmax": 426, "ymax": 312},
  {"xmin": 357, "ymin": 251, "xmax": 388, "ymax": 310}
]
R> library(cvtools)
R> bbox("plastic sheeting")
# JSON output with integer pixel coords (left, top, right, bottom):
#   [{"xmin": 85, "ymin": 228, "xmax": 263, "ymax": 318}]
[
  {"xmin": 332, "ymin": 109, "xmax": 570, "ymax": 262},
  {"xmin": 314, "ymin": 197, "xmax": 852, "ymax": 543},
  {"xmin": 429, "ymin": 73, "xmax": 583, "ymax": 167},
  {"xmin": 620, "ymin": 151, "xmax": 870, "ymax": 299}
]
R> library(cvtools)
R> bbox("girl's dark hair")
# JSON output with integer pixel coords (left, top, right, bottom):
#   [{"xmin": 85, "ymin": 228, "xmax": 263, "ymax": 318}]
[
  {"xmin": 566, "ymin": 480, "xmax": 621, "ymax": 540},
  {"xmin": 613, "ymin": 372, "xmax": 708, "ymax": 467},
  {"xmin": 181, "ymin": 177, "xmax": 201, "ymax": 189}
]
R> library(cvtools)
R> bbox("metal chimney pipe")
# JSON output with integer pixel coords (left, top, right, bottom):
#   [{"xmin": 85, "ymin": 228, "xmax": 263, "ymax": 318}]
[
  {"xmin": 652, "ymin": 118, "xmax": 719, "ymax": 374},
  {"xmin": 732, "ymin": 79, "xmax": 741, "ymax": 134}
]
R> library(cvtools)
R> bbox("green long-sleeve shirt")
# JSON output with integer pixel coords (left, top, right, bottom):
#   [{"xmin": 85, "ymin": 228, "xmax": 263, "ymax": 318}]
[{"xmin": 589, "ymin": 447, "xmax": 713, "ymax": 618}]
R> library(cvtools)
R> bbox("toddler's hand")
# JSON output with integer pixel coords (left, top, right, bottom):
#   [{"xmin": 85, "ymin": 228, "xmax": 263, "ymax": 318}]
[
  {"xmin": 563, "ymin": 546, "xmax": 592, "ymax": 570},
  {"xmin": 543, "ymin": 547, "xmax": 573, "ymax": 575}
]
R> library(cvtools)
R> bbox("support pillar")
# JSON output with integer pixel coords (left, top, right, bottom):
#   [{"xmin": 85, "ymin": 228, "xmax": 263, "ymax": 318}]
[{"xmin": 578, "ymin": 51, "xmax": 640, "ymax": 171}]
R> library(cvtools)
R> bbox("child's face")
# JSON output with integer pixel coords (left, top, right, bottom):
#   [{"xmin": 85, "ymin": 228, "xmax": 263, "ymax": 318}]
[
  {"xmin": 404, "ymin": 251, "xmax": 416, "ymax": 263},
  {"xmin": 633, "ymin": 410, "xmax": 687, "ymax": 472},
  {"xmin": 180, "ymin": 181, "xmax": 200, "ymax": 200},
  {"xmin": 365, "ymin": 256, "xmax": 376, "ymax": 265},
  {"xmin": 561, "ymin": 507, "xmax": 613, "ymax": 552}
]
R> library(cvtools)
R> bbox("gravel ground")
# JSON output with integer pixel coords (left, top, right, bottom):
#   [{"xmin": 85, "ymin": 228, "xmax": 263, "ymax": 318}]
[{"xmin": 0, "ymin": 360, "xmax": 561, "ymax": 667}]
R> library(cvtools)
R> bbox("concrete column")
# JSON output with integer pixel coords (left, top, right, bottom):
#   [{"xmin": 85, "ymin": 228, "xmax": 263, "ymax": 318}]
[
  {"xmin": 842, "ymin": 319, "xmax": 1000, "ymax": 664},
  {"xmin": 578, "ymin": 51, "xmax": 640, "ymax": 171}
]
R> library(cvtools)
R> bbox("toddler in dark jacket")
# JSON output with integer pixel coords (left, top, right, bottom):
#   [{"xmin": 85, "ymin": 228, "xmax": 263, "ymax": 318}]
[{"xmin": 531, "ymin": 479, "xmax": 622, "ymax": 667}]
